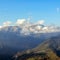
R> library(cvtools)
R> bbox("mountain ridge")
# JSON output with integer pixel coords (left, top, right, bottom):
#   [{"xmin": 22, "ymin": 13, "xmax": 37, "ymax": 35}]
[{"xmin": 13, "ymin": 35, "xmax": 60, "ymax": 60}]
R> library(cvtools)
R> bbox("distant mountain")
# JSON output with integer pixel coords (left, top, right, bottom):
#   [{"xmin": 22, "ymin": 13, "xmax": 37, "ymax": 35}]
[
  {"xmin": 13, "ymin": 35, "xmax": 60, "ymax": 60},
  {"xmin": 0, "ymin": 26, "xmax": 60, "ymax": 60},
  {"xmin": 0, "ymin": 26, "xmax": 60, "ymax": 53}
]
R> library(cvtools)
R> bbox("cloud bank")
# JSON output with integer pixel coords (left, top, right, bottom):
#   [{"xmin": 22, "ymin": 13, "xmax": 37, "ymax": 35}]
[{"xmin": 0, "ymin": 18, "xmax": 60, "ymax": 35}]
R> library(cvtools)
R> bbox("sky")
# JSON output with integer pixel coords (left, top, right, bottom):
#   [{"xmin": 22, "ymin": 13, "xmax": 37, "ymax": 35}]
[{"xmin": 0, "ymin": 0, "xmax": 60, "ymax": 26}]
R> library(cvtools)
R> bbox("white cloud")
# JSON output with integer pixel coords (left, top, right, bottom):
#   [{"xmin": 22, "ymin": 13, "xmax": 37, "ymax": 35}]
[
  {"xmin": 37, "ymin": 20, "xmax": 44, "ymax": 25},
  {"xmin": 16, "ymin": 19, "xmax": 26, "ymax": 25},
  {"xmin": 0, "ymin": 18, "xmax": 60, "ymax": 35},
  {"xmin": 3, "ymin": 21, "xmax": 11, "ymax": 27},
  {"xmin": 35, "ymin": 25, "xmax": 42, "ymax": 30},
  {"xmin": 42, "ymin": 27, "xmax": 48, "ymax": 30},
  {"xmin": 0, "ymin": 26, "xmax": 2, "ymax": 28},
  {"xmin": 15, "ymin": 19, "xmax": 60, "ymax": 35}
]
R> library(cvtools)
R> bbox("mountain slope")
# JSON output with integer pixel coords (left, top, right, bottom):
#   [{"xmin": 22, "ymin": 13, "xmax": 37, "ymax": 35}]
[{"xmin": 13, "ymin": 35, "xmax": 60, "ymax": 60}]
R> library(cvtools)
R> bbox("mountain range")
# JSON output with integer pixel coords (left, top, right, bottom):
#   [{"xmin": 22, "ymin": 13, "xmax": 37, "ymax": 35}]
[{"xmin": 0, "ymin": 25, "xmax": 60, "ymax": 60}]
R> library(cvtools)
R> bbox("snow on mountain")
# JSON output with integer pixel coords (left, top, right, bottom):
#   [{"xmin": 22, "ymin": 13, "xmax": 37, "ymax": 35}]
[{"xmin": 0, "ymin": 19, "xmax": 60, "ymax": 35}]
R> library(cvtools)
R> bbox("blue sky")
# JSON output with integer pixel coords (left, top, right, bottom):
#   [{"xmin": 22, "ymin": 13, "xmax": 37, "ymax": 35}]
[{"xmin": 0, "ymin": 0, "xmax": 60, "ymax": 26}]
